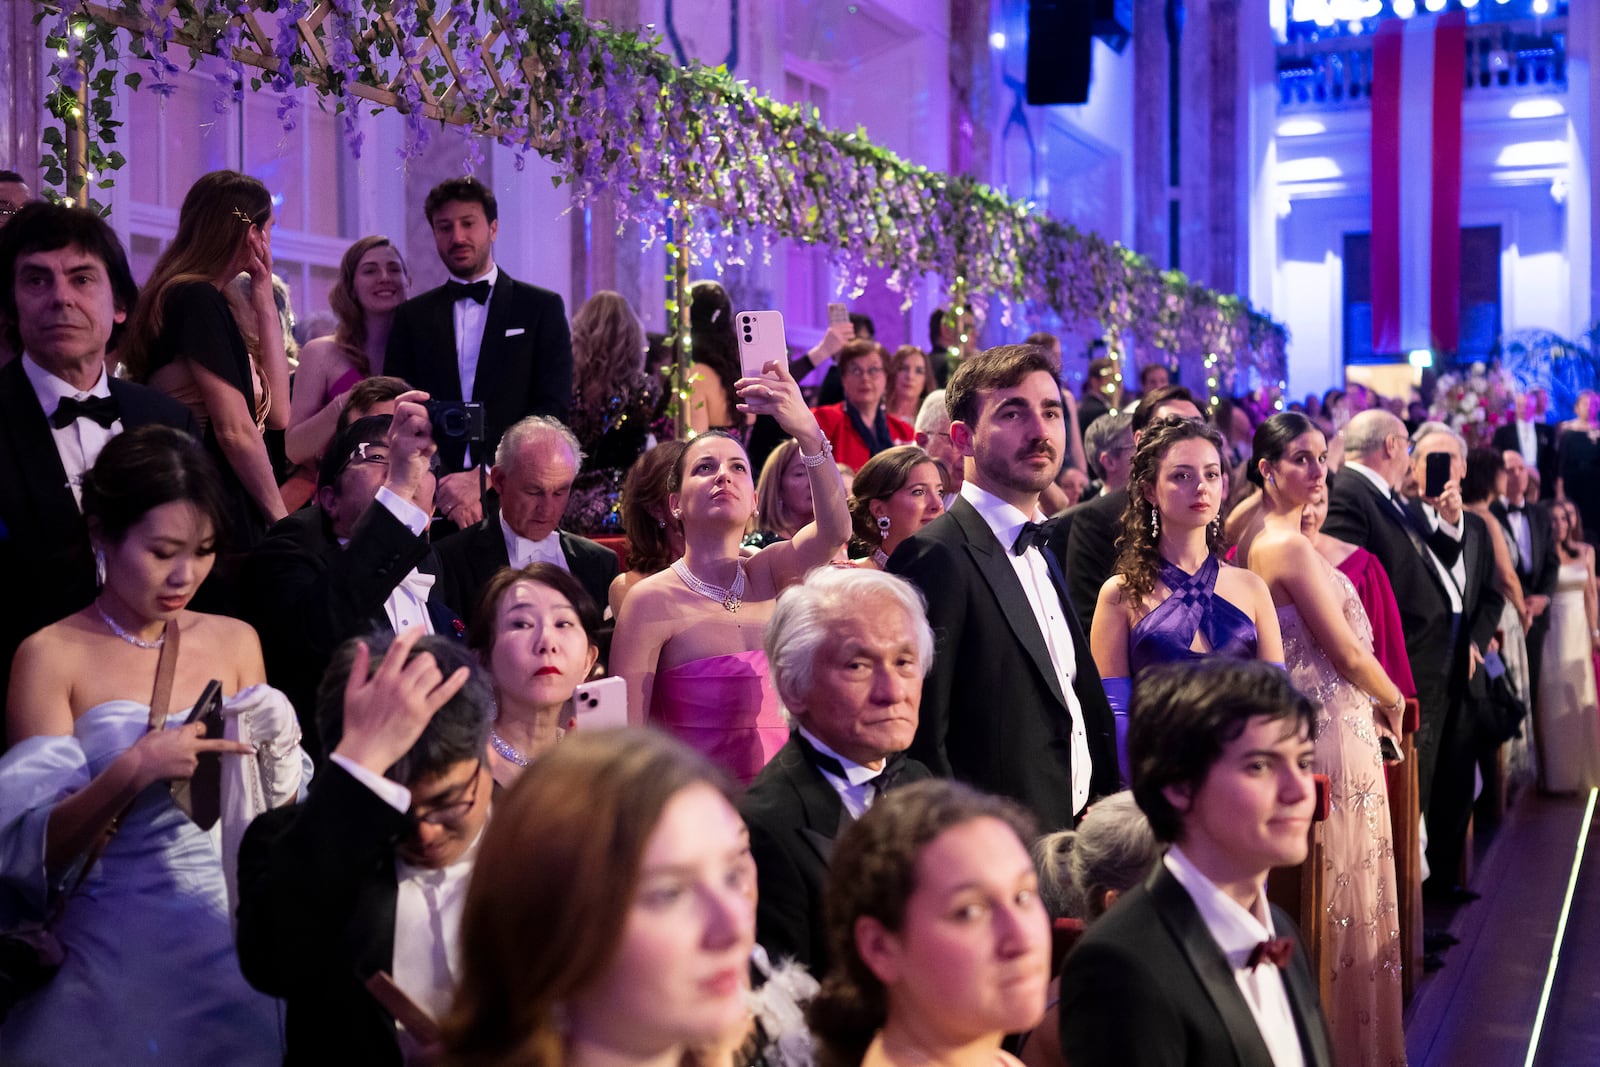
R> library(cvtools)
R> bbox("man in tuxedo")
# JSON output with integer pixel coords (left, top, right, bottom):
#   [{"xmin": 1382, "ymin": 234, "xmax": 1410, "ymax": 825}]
[
  {"xmin": 238, "ymin": 628, "xmax": 492, "ymax": 1066},
  {"xmin": 1494, "ymin": 449, "xmax": 1556, "ymax": 698},
  {"xmin": 0, "ymin": 202, "xmax": 196, "ymax": 706},
  {"xmin": 1321, "ymin": 412, "xmax": 1465, "ymax": 824},
  {"xmin": 1492, "ymin": 390, "xmax": 1557, "ymax": 493},
  {"xmin": 1059, "ymin": 660, "xmax": 1333, "ymax": 1067},
  {"xmin": 888, "ymin": 344, "xmax": 1117, "ymax": 831},
  {"xmin": 433, "ymin": 415, "xmax": 618, "ymax": 629},
  {"xmin": 1060, "ymin": 385, "xmax": 1206, "ymax": 630},
  {"xmin": 242, "ymin": 404, "xmax": 464, "ymax": 760},
  {"xmin": 386, "ymin": 177, "xmax": 572, "ymax": 529},
  {"xmin": 1049, "ymin": 411, "xmax": 1133, "ymax": 560},
  {"xmin": 740, "ymin": 567, "xmax": 933, "ymax": 975},
  {"xmin": 913, "ymin": 389, "xmax": 961, "ymax": 507}
]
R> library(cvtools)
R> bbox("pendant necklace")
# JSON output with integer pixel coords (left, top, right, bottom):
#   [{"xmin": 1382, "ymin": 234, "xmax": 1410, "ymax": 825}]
[{"xmin": 672, "ymin": 557, "xmax": 746, "ymax": 613}]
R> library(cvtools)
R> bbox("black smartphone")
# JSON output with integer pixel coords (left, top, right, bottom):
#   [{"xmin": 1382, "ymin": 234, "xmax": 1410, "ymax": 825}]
[
  {"xmin": 185, "ymin": 680, "xmax": 225, "ymax": 740},
  {"xmin": 1423, "ymin": 451, "xmax": 1452, "ymax": 498}
]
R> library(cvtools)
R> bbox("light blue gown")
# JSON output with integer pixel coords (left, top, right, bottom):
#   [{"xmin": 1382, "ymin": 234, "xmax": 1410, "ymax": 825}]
[{"xmin": 0, "ymin": 699, "xmax": 284, "ymax": 1064}]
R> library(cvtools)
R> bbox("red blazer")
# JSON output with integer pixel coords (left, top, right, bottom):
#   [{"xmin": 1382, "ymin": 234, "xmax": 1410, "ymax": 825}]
[{"xmin": 811, "ymin": 403, "xmax": 915, "ymax": 471}]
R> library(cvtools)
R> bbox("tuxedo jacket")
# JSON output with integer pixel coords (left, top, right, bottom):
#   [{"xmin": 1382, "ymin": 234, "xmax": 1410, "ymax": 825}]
[
  {"xmin": 1059, "ymin": 486, "xmax": 1126, "ymax": 632},
  {"xmin": 1321, "ymin": 470, "xmax": 1460, "ymax": 706},
  {"xmin": 1492, "ymin": 421, "xmax": 1558, "ymax": 495},
  {"xmin": 1058, "ymin": 865, "xmax": 1333, "ymax": 1067},
  {"xmin": 237, "ymin": 763, "xmax": 413, "ymax": 1066},
  {"xmin": 1489, "ymin": 499, "xmax": 1558, "ymax": 602},
  {"xmin": 432, "ymin": 515, "xmax": 619, "ymax": 626},
  {"xmin": 887, "ymin": 497, "xmax": 1119, "ymax": 830},
  {"xmin": 385, "ymin": 272, "xmax": 572, "ymax": 472},
  {"xmin": 240, "ymin": 504, "xmax": 463, "ymax": 761},
  {"xmin": 739, "ymin": 735, "xmax": 931, "ymax": 976},
  {"xmin": 0, "ymin": 358, "xmax": 197, "ymax": 705}
]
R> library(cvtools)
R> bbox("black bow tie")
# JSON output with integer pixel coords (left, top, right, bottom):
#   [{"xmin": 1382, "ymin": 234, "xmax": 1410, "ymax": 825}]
[
  {"xmin": 50, "ymin": 394, "xmax": 119, "ymax": 430},
  {"xmin": 1012, "ymin": 520, "xmax": 1047, "ymax": 556},
  {"xmin": 803, "ymin": 737, "xmax": 906, "ymax": 795},
  {"xmin": 450, "ymin": 279, "xmax": 492, "ymax": 305},
  {"xmin": 1506, "ymin": 503, "xmax": 1525, "ymax": 514}
]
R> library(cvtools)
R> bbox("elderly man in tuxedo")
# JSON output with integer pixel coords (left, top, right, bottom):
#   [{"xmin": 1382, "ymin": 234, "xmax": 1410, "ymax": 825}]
[
  {"xmin": 433, "ymin": 415, "xmax": 618, "ymax": 626},
  {"xmin": 739, "ymin": 566, "xmax": 934, "ymax": 976},
  {"xmin": 0, "ymin": 202, "xmax": 195, "ymax": 709},
  {"xmin": 888, "ymin": 344, "xmax": 1117, "ymax": 831},
  {"xmin": 386, "ymin": 177, "xmax": 572, "ymax": 529},
  {"xmin": 1060, "ymin": 660, "xmax": 1333, "ymax": 1067},
  {"xmin": 1492, "ymin": 389, "xmax": 1557, "ymax": 493},
  {"xmin": 238, "ymin": 629, "xmax": 492, "ymax": 1066},
  {"xmin": 242, "ymin": 404, "xmax": 463, "ymax": 760}
]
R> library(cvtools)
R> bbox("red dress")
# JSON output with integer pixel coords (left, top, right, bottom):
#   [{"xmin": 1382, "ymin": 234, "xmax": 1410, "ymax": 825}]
[
  {"xmin": 811, "ymin": 403, "xmax": 915, "ymax": 471},
  {"xmin": 1339, "ymin": 545, "xmax": 1416, "ymax": 731}
]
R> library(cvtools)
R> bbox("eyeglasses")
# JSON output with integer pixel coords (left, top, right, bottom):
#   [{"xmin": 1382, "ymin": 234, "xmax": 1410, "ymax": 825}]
[
  {"xmin": 409, "ymin": 764, "xmax": 484, "ymax": 827},
  {"xmin": 340, "ymin": 442, "xmax": 440, "ymax": 476},
  {"xmin": 1388, "ymin": 433, "xmax": 1415, "ymax": 455},
  {"xmin": 844, "ymin": 365, "xmax": 886, "ymax": 379}
]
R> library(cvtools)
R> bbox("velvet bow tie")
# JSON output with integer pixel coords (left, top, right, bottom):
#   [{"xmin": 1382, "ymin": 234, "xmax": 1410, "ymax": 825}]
[{"xmin": 1246, "ymin": 937, "xmax": 1295, "ymax": 970}]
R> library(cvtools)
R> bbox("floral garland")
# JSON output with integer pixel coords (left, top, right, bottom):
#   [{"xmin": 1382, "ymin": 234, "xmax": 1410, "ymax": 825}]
[
  {"xmin": 39, "ymin": 0, "xmax": 1287, "ymax": 388},
  {"xmin": 1429, "ymin": 363, "xmax": 1517, "ymax": 448}
]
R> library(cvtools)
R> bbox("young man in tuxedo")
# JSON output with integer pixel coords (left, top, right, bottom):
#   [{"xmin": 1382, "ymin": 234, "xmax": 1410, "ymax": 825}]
[
  {"xmin": 1494, "ymin": 449, "xmax": 1556, "ymax": 698},
  {"xmin": 0, "ymin": 202, "xmax": 196, "ymax": 707},
  {"xmin": 887, "ymin": 344, "xmax": 1117, "ymax": 831},
  {"xmin": 1059, "ymin": 659, "xmax": 1333, "ymax": 1067},
  {"xmin": 739, "ymin": 567, "xmax": 933, "ymax": 976},
  {"xmin": 432, "ymin": 415, "xmax": 618, "ymax": 633},
  {"xmin": 241, "ymin": 403, "xmax": 464, "ymax": 760},
  {"xmin": 386, "ymin": 177, "xmax": 572, "ymax": 529},
  {"xmin": 238, "ymin": 628, "xmax": 492, "ymax": 1066}
]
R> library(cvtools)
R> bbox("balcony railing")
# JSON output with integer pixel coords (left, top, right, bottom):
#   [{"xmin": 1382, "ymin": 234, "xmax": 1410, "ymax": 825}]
[{"xmin": 1277, "ymin": 18, "xmax": 1566, "ymax": 111}]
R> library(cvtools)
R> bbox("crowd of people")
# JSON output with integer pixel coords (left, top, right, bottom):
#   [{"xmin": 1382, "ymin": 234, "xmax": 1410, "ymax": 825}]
[{"xmin": 0, "ymin": 166, "xmax": 1595, "ymax": 1067}]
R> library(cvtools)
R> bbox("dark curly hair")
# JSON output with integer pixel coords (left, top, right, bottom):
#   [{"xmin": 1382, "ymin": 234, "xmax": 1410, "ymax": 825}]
[
  {"xmin": 687, "ymin": 280, "xmax": 740, "ymax": 414},
  {"xmin": 1115, "ymin": 415, "xmax": 1229, "ymax": 608},
  {"xmin": 846, "ymin": 445, "xmax": 937, "ymax": 556},
  {"xmin": 809, "ymin": 780, "xmax": 1036, "ymax": 1067}
]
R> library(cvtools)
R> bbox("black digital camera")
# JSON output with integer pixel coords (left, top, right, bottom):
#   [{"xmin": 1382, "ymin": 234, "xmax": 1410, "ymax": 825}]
[{"xmin": 424, "ymin": 399, "xmax": 486, "ymax": 444}]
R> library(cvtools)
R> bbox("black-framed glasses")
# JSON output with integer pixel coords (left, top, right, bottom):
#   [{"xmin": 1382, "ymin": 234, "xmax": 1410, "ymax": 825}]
[{"xmin": 409, "ymin": 764, "xmax": 484, "ymax": 827}]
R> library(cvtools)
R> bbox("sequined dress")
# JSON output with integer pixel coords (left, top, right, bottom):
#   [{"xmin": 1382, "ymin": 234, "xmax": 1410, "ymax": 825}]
[
  {"xmin": 1277, "ymin": 564, "xmax": 1406, "ymax": 1067},
  {"xmin": 565, "ymin": 372, "xmax": 662, "ymax": 535}
]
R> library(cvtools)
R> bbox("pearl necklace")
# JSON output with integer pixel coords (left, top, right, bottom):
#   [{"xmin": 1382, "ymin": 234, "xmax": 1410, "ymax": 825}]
[
  {"xmin": 672, "ymin": 557, "xmax": 745, "ymax": 613},
  {"xmin": 95, "ymin": 600, "xmax": 164, "ymax": 649},
  {"xmin": 489, "ymin": 729, "xmax": 528, "ymax": 767}
]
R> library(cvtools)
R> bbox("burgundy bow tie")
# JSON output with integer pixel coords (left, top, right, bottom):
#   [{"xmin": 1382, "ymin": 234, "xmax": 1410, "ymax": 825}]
[{"xmin": 1247, "ymin": 937, "xmax": 1295, "ymax": 970}]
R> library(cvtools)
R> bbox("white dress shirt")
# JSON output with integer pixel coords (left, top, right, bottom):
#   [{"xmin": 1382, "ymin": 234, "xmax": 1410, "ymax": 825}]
[
  {"xmin": 797, "ymin": 725, "xmax": 882, "ymax": 820},
  {"xmin": 1164, "ymin": 847, "xmax": 1307, "ymax": 1067},
  {"xmin": 1344, "ymin": 460, "xmax": 1463, "ymax": 613},
  {"xmin": 1516, "ymin": 419, "xmax": 1539, "ymax": 463},
  {"xmin": 451, "ymin": 264, "xmax": 498, "ymax": 467},
  {"xmin": 1501, "ymin": 496, "xmax": 1533, "ymax": 572},
  {"xmin": 338, "ymin": 487, "xmax": 436, "ymax": 635},
  {"xmin": 499, "ymin": 512, "xmax": 569, "ymax": 572},
  {"xmin": 22, "ymin": 354, "xmax": 120, "ymax": 509},
  {"xmin": 331, "ymin": 756, "xmax": 484, "ymax": 1023},
  {"xmin": 960, "ymin": 481, "xmax": 1092, "ymax": 815}
]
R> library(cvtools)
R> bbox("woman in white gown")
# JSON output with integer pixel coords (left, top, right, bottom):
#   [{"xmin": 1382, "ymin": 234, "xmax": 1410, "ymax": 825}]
[
  {"xmin": 0, "ymin": 427, "xmax": 306, "ymax": 1065},
  {"xmin": 1539, "ymin": 499, "xmax": 1600, "ymax": 793}
]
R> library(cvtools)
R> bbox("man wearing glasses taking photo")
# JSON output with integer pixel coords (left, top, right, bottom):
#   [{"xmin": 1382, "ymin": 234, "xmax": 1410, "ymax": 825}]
[
  {"xmin": 241, "ymin": 393, "xmax": 467, "ymax": 762},
  {"xmin": 238, "ymin": 626, "xmax": 493, "ymax": 1065}
]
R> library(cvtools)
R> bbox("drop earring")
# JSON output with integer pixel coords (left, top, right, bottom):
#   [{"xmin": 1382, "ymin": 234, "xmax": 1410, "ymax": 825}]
[
  {"xmin": 1210, "ymin": 518, "xmax": 1221, "ymax": 542},
  {"xmin": 877, "ymin": 515, "xmax": 891, "ymax": 537},
  {"xmin": 95, "ymin": 547, "xmax": 106, "ymax": 587},
  {"xmin": 1150, "ymin": 506, "xmax": 1160, "ymax": 538}
]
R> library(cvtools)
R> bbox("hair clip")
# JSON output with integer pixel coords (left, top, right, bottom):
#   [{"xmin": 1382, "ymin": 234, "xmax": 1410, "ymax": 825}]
[{"xmin": 232, "ymin": 207, "xmax": 254, "ymax": 225}]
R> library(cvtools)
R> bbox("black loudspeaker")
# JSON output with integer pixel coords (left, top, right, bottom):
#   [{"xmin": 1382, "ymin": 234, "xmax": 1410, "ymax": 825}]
[{"xmin": 1026, "ymin": 0, "xmax": 1093, "ymax": 106}]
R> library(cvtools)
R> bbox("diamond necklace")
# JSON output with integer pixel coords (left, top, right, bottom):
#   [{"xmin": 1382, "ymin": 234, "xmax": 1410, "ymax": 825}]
[
  {"xmin": 95, "ymin": 599, "xmax": 164, "ymax": 649},
  {"xmin": 672, "ymin": 557, "xmax": 746, "ymax": 613},
  {"xmin": 489, "ymin": 729, "xmax": 528, "ymax": 767}
]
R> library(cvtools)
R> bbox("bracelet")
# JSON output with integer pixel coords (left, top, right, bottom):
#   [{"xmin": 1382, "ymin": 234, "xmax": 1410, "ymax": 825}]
[{"xmin": 797, "ymin": 436, "xmax": 834, "ymax": 468}]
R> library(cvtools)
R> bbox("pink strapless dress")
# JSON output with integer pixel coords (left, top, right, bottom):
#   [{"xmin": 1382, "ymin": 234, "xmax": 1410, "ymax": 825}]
[{"xmin": 650, "ymin": 649, "xmax": 787, "ymax": 784}]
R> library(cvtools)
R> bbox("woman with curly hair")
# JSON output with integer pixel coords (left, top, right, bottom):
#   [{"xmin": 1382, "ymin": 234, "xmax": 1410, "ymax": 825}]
[
  {"xmin": 808, "ymin": 779, "xmax": 1051, "ymax": 1067},
  {"xmin": 565, "ymin": 290, "xmax": 662, "ymax": 534},
  {"xmin": 285, "ymin": 235, "xmax": 410, "ymax": 468},
  {"xmin": 845, "ymin": 445, "xmax": 944, "ymax": 568},
  {"xmin": 1089, "ymin": 415, "xmax": 1282, "ymax": 776},
  {"xmin": 686, "ymin": 280, "xmax": 744, "ymax": 435}
]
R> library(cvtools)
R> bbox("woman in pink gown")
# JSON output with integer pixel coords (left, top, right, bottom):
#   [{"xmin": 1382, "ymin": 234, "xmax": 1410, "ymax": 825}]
[
  {"xmin": 1246, "ymin": 413, "xmax": 1408, "ymax": 1067},
  {"xmin": 611, "ymin": 361, "xmax": 851, "ymax": 783}
]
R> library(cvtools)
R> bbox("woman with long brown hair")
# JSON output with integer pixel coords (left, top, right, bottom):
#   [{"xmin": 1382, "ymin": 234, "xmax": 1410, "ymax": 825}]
[
  {"xmin": 883, "ymin": 345, "xmax": 931, "ymax": 425},
  {"xmin": 443, "ymin": 729, "xmax": 756, "ymax": 1067},
  {"xmin": 566, "ymin": 290, "xmax": 661, "ymax": 534},
  {"xmin": 285, "ymin": 235, "xmax": 410, "ymax": 467},
  {"xmin": 608, "ymin": 440, "xmax": 689, "ymax": 619},
  {"xmin": 122, "ymin": 170, "xmax": 292, "ymax": 544},
  {"xmin": 1089, "ymin": 415, "xmax": 1282, "ymax": 775},
  {"xmin": 846, "ymin": 445, "xmax": 944, "ymax": 568}
]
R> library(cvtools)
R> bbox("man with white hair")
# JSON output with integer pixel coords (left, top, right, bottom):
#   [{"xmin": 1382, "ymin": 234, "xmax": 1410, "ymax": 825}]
[
  {"xmin": 433, "ymin": 414, "xmax": 618, "ymax": 621},
  {"xmin": 739, "ymin": 566, "xmax": 934, "ymax": 976},
  {"xmin": 914, "ymin": 388, "xmax": 961, "ymax": 507}
]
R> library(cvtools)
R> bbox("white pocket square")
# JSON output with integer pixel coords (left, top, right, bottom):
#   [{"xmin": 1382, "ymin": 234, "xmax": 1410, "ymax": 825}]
[{"xmin": 505, "ymin": 327, "xmax": 526, "ymax": 337}]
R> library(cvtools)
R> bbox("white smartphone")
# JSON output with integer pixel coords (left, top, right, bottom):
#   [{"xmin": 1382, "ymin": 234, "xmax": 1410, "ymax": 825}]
[
  {"xmin": 736, "ymin": 310, "xmax": 787, "ymax": 379},
  {"xmin": 569, "ymin": 676, "xmax": 628, "ymax": 731}
]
